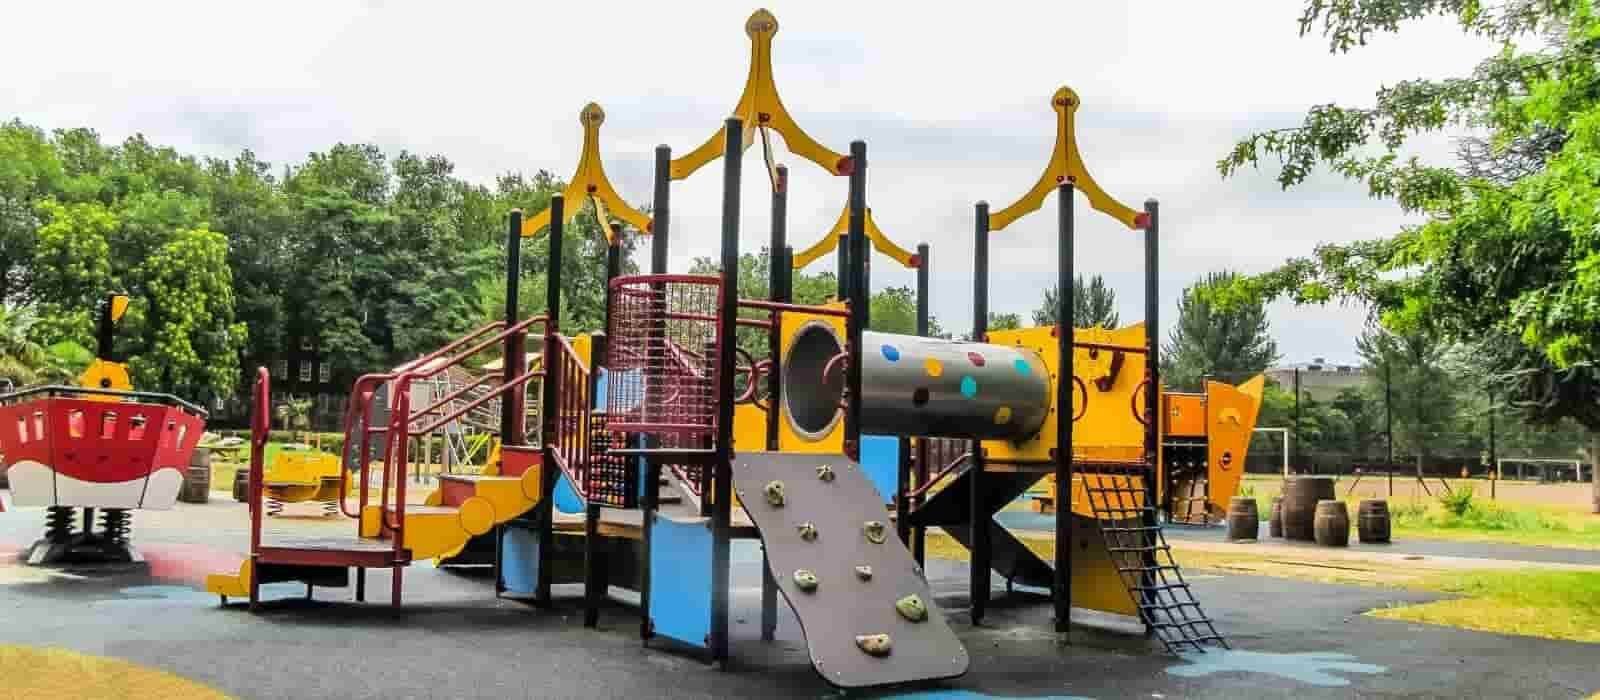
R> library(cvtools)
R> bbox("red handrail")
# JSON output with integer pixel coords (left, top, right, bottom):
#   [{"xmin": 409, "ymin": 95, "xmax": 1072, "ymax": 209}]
[
  {"xmin": 332, "ymin": 317, "xmax": 550, "ymax": 531},
  {"xmin": 907, "ymin": 449, "xmax": 975, "ymax": 500}
]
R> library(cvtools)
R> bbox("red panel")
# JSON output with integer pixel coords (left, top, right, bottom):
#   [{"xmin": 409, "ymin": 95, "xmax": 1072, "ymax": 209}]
[
  {"xmin": 438, "ymin": 478, "xmax": 475, "ymax": 507},
  {"xmin": 0, "ymin": 396, "xmax": 206, "ymax": 484},
  {"xmin": 500, "ymin": 445, "xmax": 540, "ymax": 478}
]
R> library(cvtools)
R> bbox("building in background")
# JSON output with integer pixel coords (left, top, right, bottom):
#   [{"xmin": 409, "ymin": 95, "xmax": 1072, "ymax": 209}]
[{"xmin": 1264, "ymin": 358, "xmax": 1368, "ymax": 401}]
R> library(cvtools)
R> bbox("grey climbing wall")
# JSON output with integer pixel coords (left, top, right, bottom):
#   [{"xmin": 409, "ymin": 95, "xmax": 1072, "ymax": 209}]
[{"xmin": 731, "ymin": 451, "xmax": 969, "ymax": 689}]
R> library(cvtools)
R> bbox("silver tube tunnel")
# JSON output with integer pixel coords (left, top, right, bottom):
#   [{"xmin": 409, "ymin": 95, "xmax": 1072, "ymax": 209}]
[{"xmin": 782, "ymin": 326, "xmax": 1052, "ymax": 443}]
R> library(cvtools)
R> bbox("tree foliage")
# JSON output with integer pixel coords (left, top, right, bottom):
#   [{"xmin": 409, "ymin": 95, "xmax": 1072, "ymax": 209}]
[
  {"xmin": 1032, "ymin": 273, "xmax": 1120, "ymax": 328},
  {"xmin": 1163, "ymin": 271, "xmax": 1279, "ymax": 391},
  {"xmin": 1213, "ymin": 0, "xmax": 1600, "ymax": 435}
]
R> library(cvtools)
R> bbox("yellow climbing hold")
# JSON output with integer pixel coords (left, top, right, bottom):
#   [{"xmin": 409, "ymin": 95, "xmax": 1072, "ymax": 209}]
[
  {"xmin": 924, "ymin": 358, "xmax": 943, "ymax": 378},
  {"xmin": 994, "ymin": 406, "xmax": 1013, "ymax": 425}
]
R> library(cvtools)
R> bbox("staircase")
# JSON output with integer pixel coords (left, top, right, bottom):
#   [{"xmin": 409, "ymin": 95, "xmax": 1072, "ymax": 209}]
[
  {"xmin": 1078, "ymin": 464, "xmax": 1228, "ymax": 653},
  {"xmin": 207, "ymin": 317, "xmax": 564, "ymax": 608}
]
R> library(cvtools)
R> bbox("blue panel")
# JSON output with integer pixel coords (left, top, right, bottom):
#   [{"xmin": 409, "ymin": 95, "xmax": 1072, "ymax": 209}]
[
  {"xmin": 499, "ymin": 525, "xmax": 540, "ymax": 596},
  {"xmin": 553, "ymin": 472, "xmax": 584, "ymax": 514},
  {"xmin": 859, "ymin": 434, "xmax": 901, "ymax": 503},
  {"xmin": 593, "ymin": 366, "xmax": 608, "ymax": 408},
  {"xmin": 648, "ymin": 514, "xmax": 712, "ymax": 650}
]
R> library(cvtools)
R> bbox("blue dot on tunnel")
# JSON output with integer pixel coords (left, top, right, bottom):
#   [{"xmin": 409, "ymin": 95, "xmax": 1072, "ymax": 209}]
[
  {"xmin": 882, "ymin": 345, "xmax": 900, "ymax": 362},
  {"xmin": 960, "ymin": 376, "xmax": 978, "ymax": 398}
]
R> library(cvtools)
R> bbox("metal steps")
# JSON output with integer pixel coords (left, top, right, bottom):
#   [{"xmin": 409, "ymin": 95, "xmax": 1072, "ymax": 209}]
[{"xmin": 1079, "ymin": 466, "xmax": 1227, "ymax": 654}]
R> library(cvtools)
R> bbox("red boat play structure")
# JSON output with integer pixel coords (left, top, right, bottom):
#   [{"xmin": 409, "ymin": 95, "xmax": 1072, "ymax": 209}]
[{"xmin": 0, "ymin": 294, "xmax": 208, "ymax": 565}]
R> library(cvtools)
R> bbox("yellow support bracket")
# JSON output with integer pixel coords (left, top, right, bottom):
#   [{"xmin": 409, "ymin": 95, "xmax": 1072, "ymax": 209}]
[
  {"xmin": 669, "ymin": 10, "xmax": 852, "ymax": 181},
  {"xmin": 791, "ymin": 206, "xmax": 919, "ymax": 270},
  {"xmin": 990, "ymin": 87, "xmax": 1147, "ymax": 232},
  {"xmin": 522, "ymin": 103, "xmax": 653, "ymax": 238}
]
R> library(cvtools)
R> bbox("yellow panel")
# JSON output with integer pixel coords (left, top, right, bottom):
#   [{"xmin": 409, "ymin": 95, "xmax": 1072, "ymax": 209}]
[
  {"xmin": 1163, "ymin": 393, "xmax": 1206, "ymax": 438},
  {"xmin": 1204, "ymin": 375, "xmax": 1265, "ymax": 513},
  {"xmin": 109, "ymin": 294, "xmax": 131, "ymax": 322},
  {"xmin": 264, "ymin": 452, "xmax": 343, "ymax": 486},
  {"xmin": 776, "ymin": 304, "xmax": 847, "ymax": 455},
  {"xmin": 204, "ymin": 559, "xmax": 252, "ymax": 598},
  {"xmin": 1065, "ymin": 513, "xmax": 1139, "ymax": 616},
  {"xmin": 982, "ymin": 324, "xmax": 1149, "ymax": 465},
  {"xmin": 732, "ymin": 402, "xmax": 769, "ymax": 453}
]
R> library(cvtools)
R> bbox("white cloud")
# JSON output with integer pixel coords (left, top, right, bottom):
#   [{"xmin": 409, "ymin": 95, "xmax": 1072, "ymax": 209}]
[{"xmin": 1, "ymin": 1, "xmax": 1491, "ymax": 366}]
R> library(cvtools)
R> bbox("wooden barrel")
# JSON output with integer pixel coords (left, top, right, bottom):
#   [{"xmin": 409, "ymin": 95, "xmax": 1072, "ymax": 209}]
[
  {"xmin": 233, "ymin": 467, "xmax": 250, "ymax": 503},
  {"xmin": 1357, "ymin": 499, "xmax": 1391, "ymax": 543},
  {"xmin": 1313, "ymin": 499, "xmax": 1350, "ymax": 547},
  {"xmin": 1268, "ymin": 497, "xmax": 1284, "ymax": 538},
  {"xmin": 1226, "ymin": 497, "xmax": 1259, "ymax": 541},
  {"xmin": 179, "ymin": 448, "xmax": 211, "ymax": 504},
  {"xmin": 1281, "ymin": 476, "xmax": 1335, "ymax": 541}
]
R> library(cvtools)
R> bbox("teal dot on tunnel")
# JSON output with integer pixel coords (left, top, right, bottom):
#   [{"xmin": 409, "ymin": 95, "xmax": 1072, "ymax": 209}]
[
  {"xmin": 1013, "ymin": 358, "xmax": 1031, "ymax": 375},
  {"xmin": 960, "ymin": 376, "xmax": 978, "ymax": 398},
  {"xmin": 881, "ymin": 344, "xmax": 900, "ymax": 362}
]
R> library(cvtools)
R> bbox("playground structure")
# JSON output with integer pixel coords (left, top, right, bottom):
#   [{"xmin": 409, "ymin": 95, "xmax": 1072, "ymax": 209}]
[
  {"xmin": 0, "ymin": 293, "xmax": 209, "ymax": 565},
  {"xmin": 202, "ymin": 9, "xmax": 1270, "ymax": 689}
]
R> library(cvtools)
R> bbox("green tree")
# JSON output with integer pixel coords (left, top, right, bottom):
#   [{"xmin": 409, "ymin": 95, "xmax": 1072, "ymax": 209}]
[
  {"xmin": 1163, "ymin": 271, "xmax": 1278, "ymax": 391},
  {"xmin": 0, "ymin": 305, "xmax": 49, "ymax": 386},
  {"xmin": 1210, "ymin": 1, "xmax": 1600, "ymax": 509},
  {"xmin": 0, "ymin": 121, "xmax": 64, "ymax": 305},
  {"xmin": 1358, "ymin": 326, "xmax": 1461, "ymax": 461},
  {"xmin": 1033, "ymin": 273, "xmax": 1120, "ymax": 328}
]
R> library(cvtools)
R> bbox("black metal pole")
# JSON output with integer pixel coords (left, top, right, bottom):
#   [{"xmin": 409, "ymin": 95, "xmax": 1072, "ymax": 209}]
[
  {"xmin": 1293, "ymin": 367, "xmax": 1302, "ymax": 473},
  {"xmin": 969, "ymin": 200, "xmax": 991, "ymax": 626},
  {"xmin": 710, "ymin": 118, "xmax": 742, "ymax": 667},
  {"xmin": 836, "ymin": 233, "xmax": 850, "ymax": 300},
  {"xmin": 639, "ymin": 145, "xmax": 670, "ymax": 642},
  {"xmin": 1141, "ymin": 199, "xmax": 1161, "ymax": 637},
  {"xmin": 583, "ymin": 331, "xmax": 608, "ymax": 628},
  {"xmin": 1055, "ymin": 184, "xmax": 1074, "ymax": 635},
  {"xmin": 1488, "ymin": 388, "xmax": 1497, "ymax": 500},
  {"xmin": 1385, "ymin": 362, "xmax": 1394, "ymax": 497},
  {"xmin": 761, "ymin": 164, "xmax": 788, "ymax": 644},
  {"xmin": 911, "ymin": 243, "xmax": 930, "ymax": 567},
  {"xmin": 844, "ymin": 141, "xmax": 868, "ymax": 461},
  {"xmin": 536, "ymin": 195, "xmax": 565, "ymax": 607},
  {"xmin": 497, "ymin": 208, "xmax": 524, "ymax": 603},
  {"xmin": 501, "ymin": 210, "xmax": 524, "ymax": 448},
  {"xmin": 96, "ymin": 294, "xmax": 116, "ymax": 361}
]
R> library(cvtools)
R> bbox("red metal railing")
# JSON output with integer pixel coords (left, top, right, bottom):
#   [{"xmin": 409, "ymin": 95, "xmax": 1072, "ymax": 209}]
[
  {"xmin": 545, "ymin": 333, "xmax": 595, "ymax": 503},
  {"xmin": 336, "ymin": 316, "xmax": 554, "ymax": 536}
]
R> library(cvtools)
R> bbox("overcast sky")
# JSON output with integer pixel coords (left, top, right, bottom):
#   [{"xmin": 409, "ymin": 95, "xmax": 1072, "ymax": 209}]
[{"xmin": 1, "ymin": 1, "xmax": 1491, "ymax": 366}]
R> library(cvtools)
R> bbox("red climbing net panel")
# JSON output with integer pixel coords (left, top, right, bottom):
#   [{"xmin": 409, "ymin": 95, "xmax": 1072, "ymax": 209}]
[{"xmin": 605, "ymin": 274, "xmax": 725, "ymax": 442}]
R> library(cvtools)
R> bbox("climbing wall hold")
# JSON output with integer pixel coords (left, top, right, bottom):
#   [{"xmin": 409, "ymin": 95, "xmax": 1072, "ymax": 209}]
[
  {"xmin": 798, "ymin": 522, "xmax": 819, "ymax": 541},
  {"xmin": 855, "ymin": 633, "xmax": 892, "ymax": 656},
  {"xmin": 959, "ymin": 376, "xmax": 978, "ymax": 398},
  {"xmin": 794, "ymin": 569, "xmax": 819, "ymax": 592},
  {"xmin": 764, "ymin": 480, "xmax": 786, "ymax": 506},
  {"xmin": 895, "ymin": 594, "xmax": 928, "ymax": 622},
  {"xmin": 924, "ymin": 358, "xmax": 943, "ymax": 378},
  {"xmin": 881, "ymin": 344, "xmax": 900, "ymax": 362},
  {"xmin": 994, "ymin": 406, "xmax": 1013, "ymax": 425},
  {"xmin": 862, "ymin": 520, "xmax": 887, "ymax": 544},
  {"xmin": 816, "ymin": 464, "xmax": 836, "ymax": 482},
  {"xmin": 967, "ymin": 351, "xmax": 986, "ymax": 367},
  {"xmin": 855, "ymin": 565, "xmax": 873, "ymax": 581}
]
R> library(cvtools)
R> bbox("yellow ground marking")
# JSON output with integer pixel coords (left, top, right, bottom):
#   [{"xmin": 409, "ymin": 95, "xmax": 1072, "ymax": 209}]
[{"xmin": 0, "ymin": 645, "xmax": 231, "ymax": 699}]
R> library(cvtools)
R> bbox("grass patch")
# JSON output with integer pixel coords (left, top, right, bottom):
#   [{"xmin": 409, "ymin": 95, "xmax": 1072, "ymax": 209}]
[
  {"xmin": 1390, "ymin": 497, "xmax": 1600, "ymax": 550},
  {"xmin": 922, "ymin": 531, "xmax": 1600, "ymax": 643},
  {"xmin": 1370, "ymin": 570, "xmax": 1600, "ymax": 643}
]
